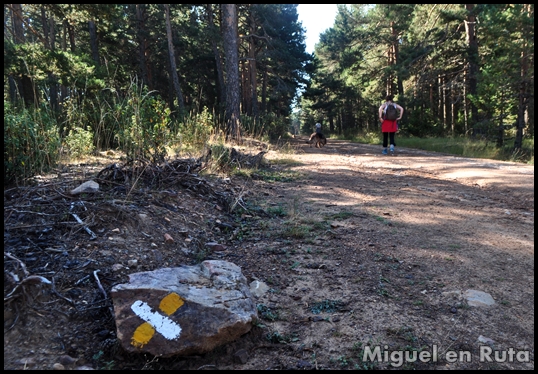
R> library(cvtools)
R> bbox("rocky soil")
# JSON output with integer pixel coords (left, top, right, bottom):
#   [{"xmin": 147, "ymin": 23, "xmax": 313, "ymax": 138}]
[{"xmin": 4, "ymin": 137, "xmax": 534, "ymax": 370}]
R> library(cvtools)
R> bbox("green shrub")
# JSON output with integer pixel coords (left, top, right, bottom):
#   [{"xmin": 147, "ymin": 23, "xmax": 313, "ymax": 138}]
[
  {"xmin": 114, "ymin": 85, "xmax": 172, "ymax": 163},
  {"xmin": 65, "ymin": 126, "xmax": 95, "ymax": 159},
  {"xmin": 177, "ymin": 107, "xmax": 215, "ymax": 151},
  {"xmin": 4, "ymin": 101, "xmax": 61, "ymax": 184}
]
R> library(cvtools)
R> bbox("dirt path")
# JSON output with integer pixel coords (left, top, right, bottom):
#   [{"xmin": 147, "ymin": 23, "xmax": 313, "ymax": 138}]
[
  {"xmin": 4, "ymin": 137, "xmax": 534, "ymax": 370},
  {"xmin": 238, "ymin": 137, "xmax": 534, "ymax": 370}
]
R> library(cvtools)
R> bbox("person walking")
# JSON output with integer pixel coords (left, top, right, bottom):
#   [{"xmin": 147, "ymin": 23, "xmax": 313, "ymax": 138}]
[
  {"xmin": 315, "ymin": 122, "xmax": 326, "ymax": 139},
  {"xmin": 315, "ymin": 122, "xmax": 323, "ymax": 136},
  {"xmin": 378, "ymin": 94, "xmax": 404, "ymax": 155}
]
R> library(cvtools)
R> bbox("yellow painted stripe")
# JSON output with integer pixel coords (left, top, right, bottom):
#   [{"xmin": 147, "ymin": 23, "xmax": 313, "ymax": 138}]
[
  {"xmin": 159, "ymin": 292, "xmax": 184, "ymax": 316},
  {"xmin": 131, "ymin": 322, "xmax": 155, "ymax": 348}
]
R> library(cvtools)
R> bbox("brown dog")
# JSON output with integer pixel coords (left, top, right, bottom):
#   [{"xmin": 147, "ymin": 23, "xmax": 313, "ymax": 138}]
[{"xmin": 306, "ymin": 133, "xmax": 327, "ymax": 148}]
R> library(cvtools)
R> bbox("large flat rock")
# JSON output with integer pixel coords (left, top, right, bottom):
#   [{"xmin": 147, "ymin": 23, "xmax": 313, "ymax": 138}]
[{"xmin": 111, "ymin": 260, "xmax": 258, "ymax": 357}]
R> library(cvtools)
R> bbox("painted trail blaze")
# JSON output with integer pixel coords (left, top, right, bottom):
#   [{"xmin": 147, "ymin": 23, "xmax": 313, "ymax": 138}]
[{"xmin": 130, "ymin": 292, "xmax": 184, "ymax": 348}]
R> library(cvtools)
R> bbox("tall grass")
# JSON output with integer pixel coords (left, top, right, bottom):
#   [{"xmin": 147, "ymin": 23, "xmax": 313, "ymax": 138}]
[
  {"xmin": 4, "ymin": 101, "xmax": 61, "ymax": 185},
  {"xmin": 4, "ymin": 79, "xmax": 290, "ymax": 185},
  {"xmin": 347, "ymin": 131, "xmax": 534, "ymax": 165}
]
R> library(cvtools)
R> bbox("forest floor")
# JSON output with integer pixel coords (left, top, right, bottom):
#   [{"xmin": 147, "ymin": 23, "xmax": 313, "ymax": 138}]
[{"xmin": 3, "ymin": 136, "xmax": 534, "ymax": 370}]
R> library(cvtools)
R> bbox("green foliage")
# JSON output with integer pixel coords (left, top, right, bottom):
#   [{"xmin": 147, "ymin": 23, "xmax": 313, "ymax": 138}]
[
  {"xmin": 207, "ymin": 143, "xmax": 232, "ymax": 171},
  {"xmin": 281, "ymin": 224, "xmax": 309, "ymax": 239},
  {"xmin": 92, "ymin": 350, "xmax": 115, "ymax": 370},
  {"xmin": 65, "ymin": 126, "xmax": 95, "ymax": 159},
  {"xmin": 114, "ymin": 84, "xmax": 172, "ymax": 163},
  {"xmin": 4, "ymin": 101, "xmax": 61, "ymax": 184},
  {"xmin": 5, "ymin": 42, "xmax": 100, "ymax": 91},
  {"xmin": 267, "ymin": 204, "xmax": 287, "ymax": 217},
  {"xmin": 177, "ymin": 107, "xmax": 216, "ymax": 151},
  {"xmin": 326, "ymin": 211, "xmax": 354, "ymax": 220},
  {"xmin": 265, "ymin": 331, "xmax": 298, "ymax": 344},
  {"xmin": 252, "ymin": 169, "xmax": 301, "ymax": 183},
  {"xmin": 351, "ymin": 342, "xmax": 378, "ymax": 370},
  {"xmin": 257, "ymin": 304, "xmax": 279, "ymax": 321},
  {"xmin": 310, "ymin": 299, "xmax": 344, "ymax": 314},
  {"xmin": 298, "ymin": 3, "xmax": 533, "ymax": 156},
  {"xmin": 242, "ymin": 112, "xmax": 293, "ymax": 141}
]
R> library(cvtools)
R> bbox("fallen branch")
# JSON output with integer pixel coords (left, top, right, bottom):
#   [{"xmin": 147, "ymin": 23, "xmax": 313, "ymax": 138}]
[
  {"xmin": 70, "ymin": 202, "xmax": 97, "ymax": 240},
  {"xmin": 93, "ymin": 270, "xmax": 107, "ymax": 299},
  {"xmin": 4, "ymin": 252, "xmax": 30, "ymax": 277},
  {"xmin": 4, "ymin": 275, "xmax": 52, "ymax": 302},
  {"xmin": 52, "ymin": 276, "xmax": 75, "ymax": 305}
]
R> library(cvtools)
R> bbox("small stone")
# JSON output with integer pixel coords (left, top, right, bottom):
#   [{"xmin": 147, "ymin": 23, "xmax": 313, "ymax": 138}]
[
  {"xmin": 53, "ymin": 363, "xmax": 65, "ymax": 370},
  {"xmin": 249, "ymin": 280, "xmax": 270, "ymax": 298},
  {"xmin": 206, "ymin": 242, "xmax": 227, "ymax": 251},
  {"xmin": 478, "ymin": 335, "xmax": 495, "ymax": 345},
  {"xmin": 70, "ymin": 181, "xmax": 99, "ymax": 195},
  {"xmin": 96, "ymin": 330, "xmax": 110, "ymax": 339},
  {"xmin": 59, "ymin": 355, "xmax": 78, "ymax": 366},
  {"xmin": 450, "ymin": 307, "xmax": 457, "ymax": 314},
  {"xmin": 164, "ymin": 233, "xmax": 174, "ymax": 244},
  {"xmin": 233, "ymin": 348, "xmax": 249, "ymax": 364},
  {"xmin": 15, "ymin": 357, "xmax": 36, "ymax": 365},
  {"xmin": 297, "ymin": 360, "xmax": 313, "ymax": 369},
  {"xmin": 127, "ymin": 259, "xmax": 138, "ymax": 267},
  {"xmin": 463, "ymin": 289, "xmax": 495, "ymax": 307},
  {"xmin": 111, "ymin": 264, "xmax": 124, "ymax": 271}
]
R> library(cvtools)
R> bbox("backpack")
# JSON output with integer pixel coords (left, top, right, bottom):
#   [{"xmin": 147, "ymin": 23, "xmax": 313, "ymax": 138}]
[{"xmin": 384, "ymin": 103, "xmax": 398, "ymax": 121}]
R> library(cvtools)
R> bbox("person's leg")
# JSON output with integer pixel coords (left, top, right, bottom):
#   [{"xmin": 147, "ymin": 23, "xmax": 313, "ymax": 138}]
[
  {"xmin": 383, "ymin": 132, "xmax": 389, "ymax": 148},
  {"xmin": 389, "ymin": 132, "xmax": 395, "ymax": 153}
]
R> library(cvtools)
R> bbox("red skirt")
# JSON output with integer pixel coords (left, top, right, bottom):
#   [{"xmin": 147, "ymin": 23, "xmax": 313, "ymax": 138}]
[{"xmin": 381, "ymin": 119, "xmax": 398, "ymax": 133}]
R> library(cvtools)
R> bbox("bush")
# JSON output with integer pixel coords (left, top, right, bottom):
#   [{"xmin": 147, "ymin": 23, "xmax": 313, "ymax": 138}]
[
  {"xmin": 114, "ymin": 85, "xmax": 172, "ymax": 163},
  {"xmin": 4, "ymin": 101, "xmax": 61, "ymax": 185},
  {"xmin": 177, "ymin": 107, "xmax": 215, "ymax": 151},
  {"xmin": 65, "ymin": 126, "xmax": 95, "ymax": 159}
]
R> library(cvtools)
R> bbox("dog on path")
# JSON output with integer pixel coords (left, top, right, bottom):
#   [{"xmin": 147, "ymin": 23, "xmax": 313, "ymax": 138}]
[{"xmin": 306, "ymin": 133, "xmax": 327, "ymax": 148}]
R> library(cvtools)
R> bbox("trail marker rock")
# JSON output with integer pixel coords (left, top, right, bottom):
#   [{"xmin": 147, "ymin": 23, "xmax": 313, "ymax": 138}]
[{"xmin": 111, "ymin": 260, "xmax": 258, "ymax": 357}]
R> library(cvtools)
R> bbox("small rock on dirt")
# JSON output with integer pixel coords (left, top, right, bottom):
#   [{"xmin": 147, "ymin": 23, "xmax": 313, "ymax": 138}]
[{"xmin": 233, "ymin": 349, "xmax": 249, "ymax": 364}]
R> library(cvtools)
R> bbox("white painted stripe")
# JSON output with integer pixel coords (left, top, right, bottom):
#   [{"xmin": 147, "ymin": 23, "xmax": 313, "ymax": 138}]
[{"xmin": 131, "ymin": 300, "xmax": 182, "ymax": 340}]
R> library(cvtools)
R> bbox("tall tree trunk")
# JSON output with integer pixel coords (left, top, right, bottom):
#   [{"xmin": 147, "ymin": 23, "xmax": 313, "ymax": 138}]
[
  {"xmin": 437, "ymin": 74, "xmax": 442, "ymax": 129},
  {"xmin": 514, "ymin": 4, "xmax": 533, "ymax": 150},
  {"xmin": 261, "ymin": 69, "xmax": 267, "ymax": 113},
  {"xmin": 49, "ymin": 11, "xmax": 55, "ymax": 49},
  {"xmin": 206, "ymin": 4, "xmax": 226, "ymax": 114},
  {"xmin": 164, "ymin": 4, "xmax": 185, "ymax": 116},
  {"xmin": 222, "ymin": 4, "xmax": 241, "ymax": 141},
  {"xmin": 6, "ymin": 4, "xmax": 16, "ymax": 102},
  {"xmin": 59, "ymin": 19, "xmax": 69, "ymax": 105},
  {"xmin": 89, "ymin": 20, "xmax": 100, "ymax": 66},
  {"xmin": 242, "ymin": 59, "xmax": 249, "ymax": 115},
  {"xmin": 497, "ymin": 90, "xmax": 505, "ymax": 147},
  {"xmin": 465, "ymin": 4, "xmax": 479, "ymax": 131},
  {"xmin": 67, "ymin": 20, "xmax": 76, "ymax": 52},
  {"xmin": 136, "ymin": 4, "xmax": 150, "ymax": 89},
  {"xmin": 391, "ymin": 21, "xmax": 404, "ymax": 97},
  {"xmin": 463, "ymin": 69, "xmax": 469, "ymax": 134},
  {"xmin": 442, "ymin": 76, "xmax": 447, "ymax": 133},
  {"xmin": 451, "ymin": 85, "xmax": 456, "ymax": 136},
  {"xmin": 41, "ymin": 6, "xmax": 59, "ymax": 112},
  {"xmin": 248, "ymin": 10, "xmax": 259, "ymax": 118},
  {"xmin": 11, "ymin": 3, "xmax": 36, "ymax": 106},
  {"xmin": 41, "ymin": 6, "xmax": 49, "ymax": 49}
]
